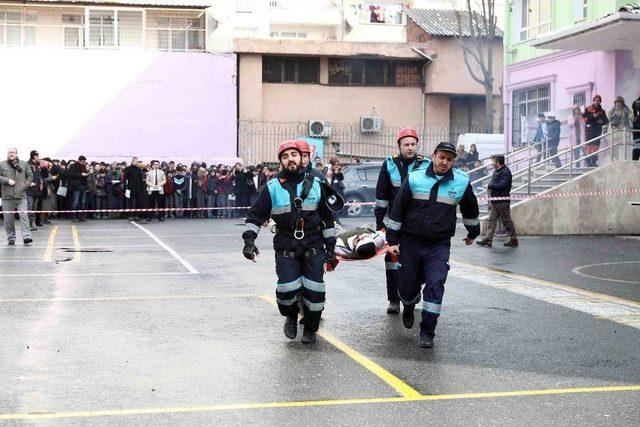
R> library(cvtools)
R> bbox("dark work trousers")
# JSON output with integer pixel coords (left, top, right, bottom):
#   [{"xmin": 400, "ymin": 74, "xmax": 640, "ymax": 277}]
[
  {"xmin": 274, "ymin": 249, "xmax": 326, "ymax": 332},
  {"xmin": 126, "ymin": 191, "xmax": 147, "ymax": 219},
  {"xmin": 384, "ymin": 252, "xmax": 400, "ymax": 303},
  {"xmin": 398, "ymin": 235, "xmax": 451, "ymax": 339},
  {"xmin": 148, "ymin": 191, "xmax": 165, "ymax": 219}
]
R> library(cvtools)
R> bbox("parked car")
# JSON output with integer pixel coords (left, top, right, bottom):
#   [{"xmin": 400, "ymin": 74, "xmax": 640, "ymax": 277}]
[{"xmin": 341, "ymin": 162, "xmax": 382, "ymax": 217}]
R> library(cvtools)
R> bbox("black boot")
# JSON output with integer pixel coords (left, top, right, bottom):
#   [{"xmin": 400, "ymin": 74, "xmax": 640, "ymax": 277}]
[
  {"xmin": 301, "ymin": 327, "xmax": 317, "ymax": 344},
  {"xmin": 419, "ymin": 335, "xmax": 434, "ymax": 348},
  {"xmin": 283, "ymin": 316, "xmax": 297, "ymax": 339},
  {"xmin": 402, "ymin": 304, "xmax": 415, "ymax": 329}
]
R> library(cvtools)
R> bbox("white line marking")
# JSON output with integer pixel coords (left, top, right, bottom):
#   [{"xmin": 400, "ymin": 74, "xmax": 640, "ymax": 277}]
[
  {"xmin": 572, "ymin": 261, "xmax": 640, "ymax": 285},
  {"xmin": 24, "ymin": 245, "xmax": 160, "ymax": 249},
  {"xmin": 450, "ymin": 261, "xmax": 640, "ymax": 330},
  {"xmin": 49, "ymin": 234, "xmax": 237, "ymax": 240},
  {"xmin": 0, "ymin": 272, "xmax": 197, "ymax": 278},
  {"xmin": 130, "ymin": 222, "xmax": 199, "ymax": 274},
  {"xmin": 0, "ymin": 294, "xmax": 254, "ymax": 303}
]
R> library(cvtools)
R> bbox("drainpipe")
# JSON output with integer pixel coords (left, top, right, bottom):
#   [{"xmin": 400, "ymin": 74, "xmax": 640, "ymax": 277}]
[{"xmin": 412, "ymin": 48, "xmax": 433, "ymax": 153}]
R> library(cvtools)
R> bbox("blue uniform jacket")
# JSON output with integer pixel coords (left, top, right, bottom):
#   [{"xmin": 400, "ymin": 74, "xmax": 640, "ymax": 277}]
[{"xmin": 386, "ymin": 162, "xmax": 480, "ymax": 245}]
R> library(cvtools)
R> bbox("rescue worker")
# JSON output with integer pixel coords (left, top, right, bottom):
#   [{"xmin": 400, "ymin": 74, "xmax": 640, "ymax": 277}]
[
  {"xmin": 374, "ymin": 127, "xmax": 428, "ymax": 315},
  {"xmin": 386, "ymin": 142, "xmax": 480, "ymax": 349},
  {"xmin": 297, "ymin": 140, "xmax": 327, "ymax": 182},
  {"xmin": 242, "ymin": 140, "xmax": 337, "ymax": 344}
]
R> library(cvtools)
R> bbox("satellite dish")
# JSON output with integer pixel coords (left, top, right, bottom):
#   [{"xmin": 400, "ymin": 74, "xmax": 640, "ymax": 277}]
[
  {"xmin": 346, "ymin": 13, "xmax": 359, "ymax": 29},
  {"xmin": 209, "ymin": 2, "xmax": 232, "ymax": 23}
]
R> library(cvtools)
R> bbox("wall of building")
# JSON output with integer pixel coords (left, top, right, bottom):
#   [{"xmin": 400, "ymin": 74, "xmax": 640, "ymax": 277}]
[
  {"xmin": 503, "ymin": 0, "xmax": 624, "ymax": 66},
  {"xmin": 259, "ymin": 84, "xmax": 422, "ymax": 126},
  {"xmin": 0, "ymin": 49, "xmax": 238, "ymax": 165},
  {"xmin": 510, "ymin": 160, "xmax": 640, "ymax": 235},
  {"xmin": 423, "ymin": 37, "xmax": 503, "ymax": 96},
  {"xmin": 504, "ymin": 50, "xmax": 616, "ymax": 149}
]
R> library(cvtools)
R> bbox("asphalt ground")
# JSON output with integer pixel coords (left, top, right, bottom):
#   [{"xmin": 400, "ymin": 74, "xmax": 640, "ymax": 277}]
[{"xmin": 0, "ymin": 217, "xmax": 638, "ymax": 425}]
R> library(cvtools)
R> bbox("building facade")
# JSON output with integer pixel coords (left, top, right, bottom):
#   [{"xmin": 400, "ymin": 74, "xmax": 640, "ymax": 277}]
[
  {"xmin": 226, "ymin": 2, "xmax": 504, "ymax": 164},
  {"xmin": 0, "ymin": 0, "xmax": 238, "ymax": 165},
  {"xmin": 503, "ymin": 0, "xmax": 640, "ymax": 150}
]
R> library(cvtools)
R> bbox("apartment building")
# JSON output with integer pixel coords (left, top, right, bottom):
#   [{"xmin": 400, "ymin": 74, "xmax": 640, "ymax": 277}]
[
  {"xmin": 503, "ymin": 0, "xmax": 640, "ymax": 150},
  {"xmin": 217, "ymin": 1, "xmax": 503, "ymax": 164},
  {"xmin": 0, "ymin": 0, "xmax": 238, "ymax": 165}
]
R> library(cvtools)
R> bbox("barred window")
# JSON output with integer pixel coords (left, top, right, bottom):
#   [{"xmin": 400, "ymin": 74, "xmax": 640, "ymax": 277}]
[
  {"xmin": 328, "ymin": 59, "xmax": 422, "ymax": 87},
  {"xmin": 0, "ymin": 9, "xmax": 37, "ymax": 47},
  {"xmin": 262, "ymin": 56, "xmax": 320, "ymax": 84},
  {"xmin": 512, "ymin": 84, "xmax": 550, "ymax": 146},
  {"xmin": 152, "ymin": 15, "xmax": 204, "ymax": 51}
]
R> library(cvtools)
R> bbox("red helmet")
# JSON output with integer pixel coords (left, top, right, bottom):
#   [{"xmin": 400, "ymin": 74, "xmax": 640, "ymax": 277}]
[
  {"xmin": 278, "ymin": 140, "xmax": 302, "ymax": 159},
  {"xmin": 296, "ymin": 140, "xmax": 311, "ymax": 155},
  {"xmin": 397, "ymin": 127, "xmax": 419, "ymax": 144}
]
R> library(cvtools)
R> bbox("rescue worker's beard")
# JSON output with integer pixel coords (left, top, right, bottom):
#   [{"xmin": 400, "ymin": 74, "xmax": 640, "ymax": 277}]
[{"xmin": 281, "ymin": 160, "xmax": 302, "ymax": 175}]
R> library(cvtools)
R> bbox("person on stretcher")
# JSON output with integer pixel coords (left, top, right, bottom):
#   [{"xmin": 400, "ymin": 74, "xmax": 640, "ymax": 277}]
[{"xmin": 335, "ymin": 225, "xmax": 387, "ymax": 260}]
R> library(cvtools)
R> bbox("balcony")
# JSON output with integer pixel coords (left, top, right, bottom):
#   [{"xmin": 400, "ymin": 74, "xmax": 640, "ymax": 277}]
[{"xmin": 267, "ymin": 0, "xmax": 341, "ymax": 26}]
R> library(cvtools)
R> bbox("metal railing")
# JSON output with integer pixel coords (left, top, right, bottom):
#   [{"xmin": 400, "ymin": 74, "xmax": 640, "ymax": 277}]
[
  {"xmin": 471, "ymin": 128, "xmax": 638, "ymax": 202},
  {"xmin": 238, "ymin": 120, "xmax": 491, "ymax": 165}
]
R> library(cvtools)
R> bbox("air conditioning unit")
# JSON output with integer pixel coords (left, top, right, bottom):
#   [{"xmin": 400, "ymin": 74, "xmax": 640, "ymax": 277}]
[
  {"xmin": 360, "ymin": 117, "xmax": 382, "ymax": 134},
  {"xmin": 308, "ymin": 120, "xmax": 332, "ymax": 138}
]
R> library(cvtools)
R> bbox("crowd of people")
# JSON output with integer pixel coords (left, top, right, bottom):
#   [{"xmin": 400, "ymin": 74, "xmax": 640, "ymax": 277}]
[
  {"xmin": 0, "ymin": 148, "xmax": 347, "ymax": 233},
  {"xmin": 532, "ymin": 92, "xmax": 640, "ymax": 168}
]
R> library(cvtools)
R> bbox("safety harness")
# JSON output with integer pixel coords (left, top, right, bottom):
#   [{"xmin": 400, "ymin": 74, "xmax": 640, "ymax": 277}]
[{"xmin": 279, "ymin": 172, "xmax": 315, "ymax": 241}]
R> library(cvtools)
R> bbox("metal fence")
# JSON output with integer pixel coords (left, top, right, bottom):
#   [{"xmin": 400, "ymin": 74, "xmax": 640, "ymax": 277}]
[{"xmin": 238, "ymin": 120, "xmax": 490, "ymax": 165}]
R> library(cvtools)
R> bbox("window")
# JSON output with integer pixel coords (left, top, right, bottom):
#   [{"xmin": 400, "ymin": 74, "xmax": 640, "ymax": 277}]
[
  {"xmin": 88, "ymin": 9, "xmax": 144, "ymax": 48},
  {"xmin": 88, "ymin": 10, "xmax": 115, "ymax": 47},
  {"xmin": 572, "ymin": 91, "xmax": 586, "ymax": 107},
  {"xmin": 354, "ymin": 3, "xmax": 404, "ymax": 24},
  {"xmin": 262, "ymin": 56, "xmax": 320, "ymax": 84},
  {"xmin": 154, "ymin": 16, "xmax": 204, "ymax": 51},
  {"xmin": 574, "ymin": 0, "xmax": 588, "ymax": 20},
  {"xmin": 0, "ymin": 10, "xmax": 37, "ymax": 47},
  {"xmin": 328, "ymin": 59, "xmax": 422, "ymax": 87},
  {"xmin": 519, "ymin": 0, "xmax": 551, "ymax": 41},
  {"xmin": 512, "ymin": 84, "xmax": 550, "ymax": 146},
  {"xmin": 117, "ymin": 11, "xmax": 143, "ymax": 48},
  {"xmin": 62, "ymin": 14, "xmax": 83, "ymax": 48}
]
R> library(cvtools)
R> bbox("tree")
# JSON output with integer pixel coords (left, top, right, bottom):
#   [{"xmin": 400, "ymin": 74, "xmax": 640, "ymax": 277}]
[{"xmin": 455, "ymin": 0, "xmax": 500, "ymax": 133}]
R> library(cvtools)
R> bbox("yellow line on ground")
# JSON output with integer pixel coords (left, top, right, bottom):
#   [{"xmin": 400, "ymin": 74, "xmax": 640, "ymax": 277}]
[
  {"xmin": 42, "ymin": 225, "xmax": 59, "ymax": 262},
  {"xmin": 71, "ymin": 224, "xmax": 81, "ymax": 262},
  {"xmin": 450, "ymin": 259, "xmax": 640, "ymax": 309},
  {"xmin": 259, "ymin": 295, "xmax": 421, "ymax": 398},
  {"xmin": 1, "ymin": 385, "xmax": 638, "ymax": 420}
]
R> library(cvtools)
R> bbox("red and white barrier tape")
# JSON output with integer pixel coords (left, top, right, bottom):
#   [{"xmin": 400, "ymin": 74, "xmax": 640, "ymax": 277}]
[{"xmin": 1, "ymin": 188, "xmax": 638, "ymax": 214}]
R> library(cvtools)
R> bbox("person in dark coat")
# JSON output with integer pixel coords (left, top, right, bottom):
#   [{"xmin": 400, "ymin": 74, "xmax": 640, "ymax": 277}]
[
  {"xmin": 476, "ymin": 155, "xmax": 518, "ymax": 248},
  {"xmin": 582, "ymin": 95, "xmax": 609, "ymax": 166},
  {"xmin": 66, "ymin": 155, "xmax": 90, "ymax": 221},
  {"xmin": 545, "ymin": 114, "xmax": 562, "ymax": 168},
  {"xmin": 233, "ymin": 163, "xmax": 251, "ymax": 218},
  {"xmin": 123, "ymin": 157, "xmax": 146, "ymax": 221}
]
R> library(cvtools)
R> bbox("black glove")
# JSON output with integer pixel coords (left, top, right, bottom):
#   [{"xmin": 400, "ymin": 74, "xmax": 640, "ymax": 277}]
[
  {"xmin": 242, "ymin": 239, "xmax": 259, "ymax": 261},
  {"xmin": 325, "ymin": 246, "xmax": 337, "ymax": 264},
  {"xmin": 324, "ymin": 246, "xmax": 338, "ymax": 272},
  {"xmin": 376, "ymin": 221, "xmax": 386, "ymax": 231}
]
